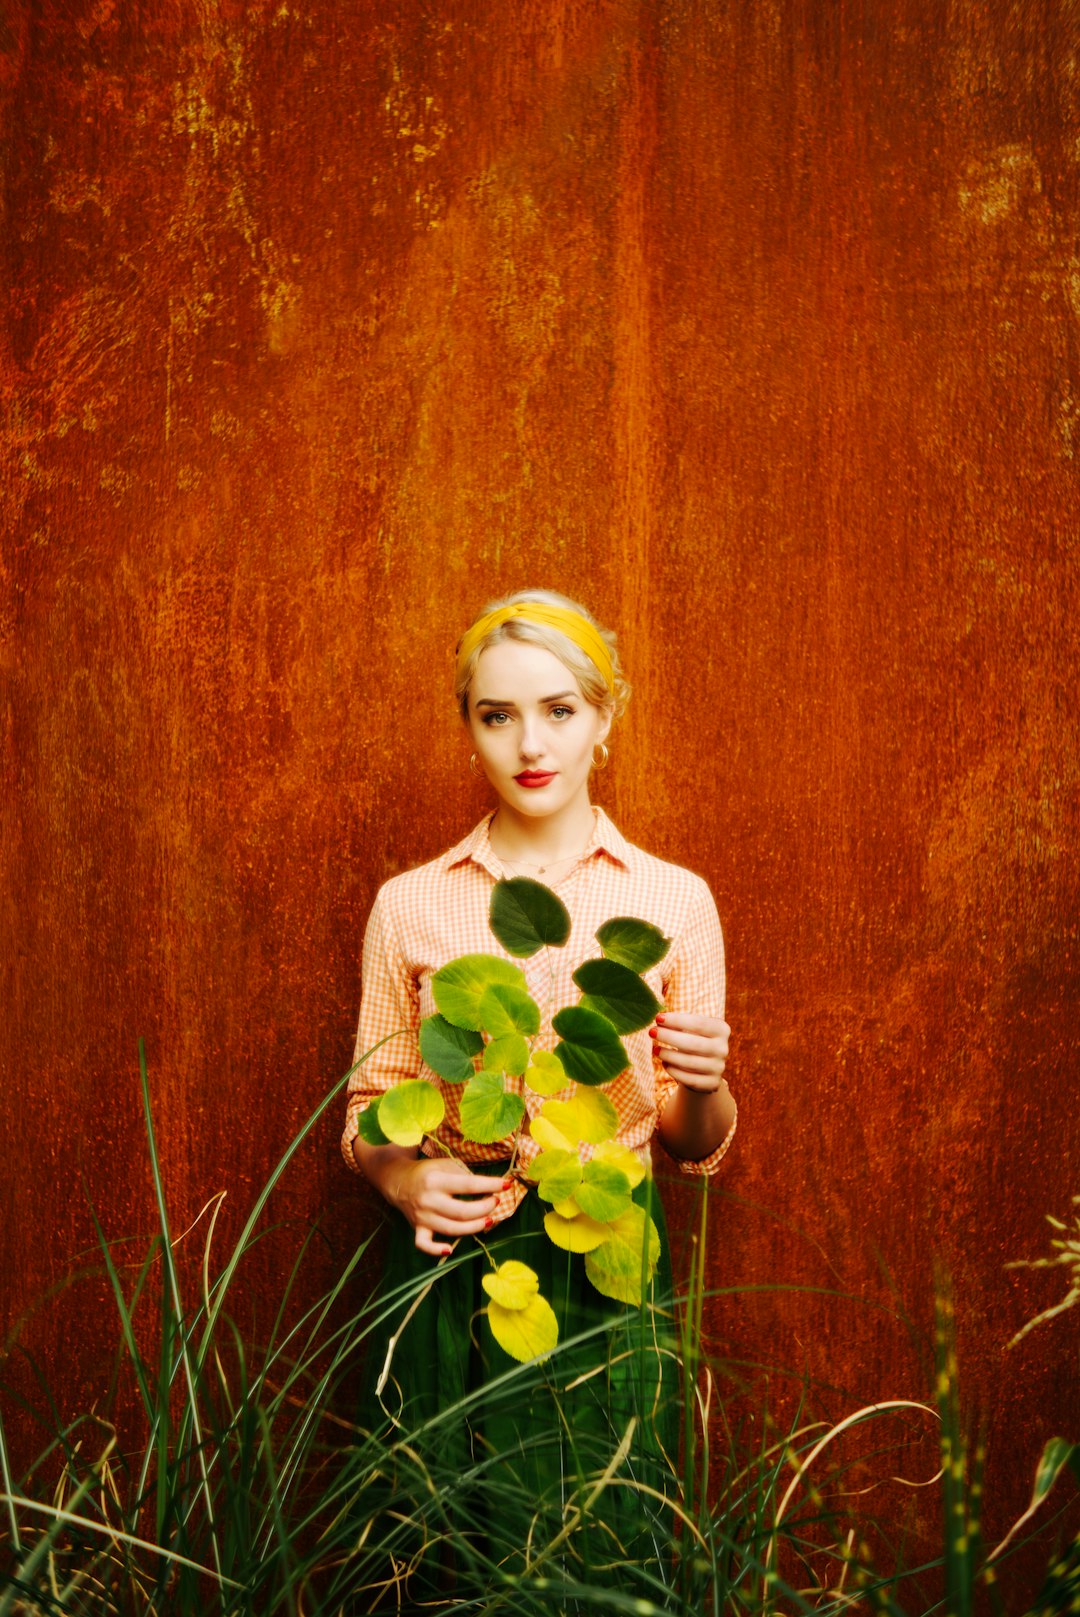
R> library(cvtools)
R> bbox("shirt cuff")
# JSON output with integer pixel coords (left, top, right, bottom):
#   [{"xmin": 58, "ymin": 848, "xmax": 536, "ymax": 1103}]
[{"xmin": 340, "ymin": 1099, "xmax": 368, "ymax": 1173}]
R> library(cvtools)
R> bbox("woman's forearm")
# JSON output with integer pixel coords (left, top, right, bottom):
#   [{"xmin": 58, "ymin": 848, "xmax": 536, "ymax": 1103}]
[
  {"xmin": 352, "ymin": 1135, "xmax": 419, "ymax": 1202},
  {"xmin": 657, "ymin": 1080, "xmax": 736, "ymax": 1163}
]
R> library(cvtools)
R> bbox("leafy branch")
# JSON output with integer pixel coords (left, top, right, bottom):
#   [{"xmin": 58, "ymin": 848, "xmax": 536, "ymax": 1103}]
[{"xmin": 356, "ymin": 877, "xmax": 671, "ymax": 1362}]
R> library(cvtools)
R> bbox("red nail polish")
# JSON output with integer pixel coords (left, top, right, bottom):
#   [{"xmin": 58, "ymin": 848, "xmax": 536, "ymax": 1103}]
[
  {"xmin": 655, "ymin": 1015, "xmax": 666, "ymax": 1025},
  {"xmin": 484, "ymin": 1216, "xmax": 495, "ymax": 1230},
  {"xmin": 649, "ymin": 1028, "xmax": 658, "ymax": 1039}
]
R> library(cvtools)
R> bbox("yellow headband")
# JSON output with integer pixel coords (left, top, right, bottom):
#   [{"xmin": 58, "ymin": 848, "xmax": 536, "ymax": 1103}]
[{"xmin": 457, "ymin": 602, "xmax": 615, "ymax": 693}]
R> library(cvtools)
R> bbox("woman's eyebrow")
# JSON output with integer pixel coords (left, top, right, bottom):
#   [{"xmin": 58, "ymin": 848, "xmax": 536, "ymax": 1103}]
[{"xmin": 474, "ymin": 691, "xmax": 576, "ymax": 708}]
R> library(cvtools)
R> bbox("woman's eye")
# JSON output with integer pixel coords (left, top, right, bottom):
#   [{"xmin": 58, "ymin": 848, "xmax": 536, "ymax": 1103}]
[
  {"xmin": 482, "ymin": 711, "xmax": 511, "ymax": 726},
  {"xmin": 550, "ymin": 705, "xmax": 576, "ymax": 720}
]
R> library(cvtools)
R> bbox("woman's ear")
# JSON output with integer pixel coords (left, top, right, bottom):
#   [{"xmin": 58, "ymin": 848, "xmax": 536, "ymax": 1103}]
[{"xmin": 596, "ymin": 704, "xmax": 614, "ymax": 744}]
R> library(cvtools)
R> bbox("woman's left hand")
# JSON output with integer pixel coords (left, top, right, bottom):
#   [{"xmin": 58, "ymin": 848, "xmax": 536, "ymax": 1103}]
[{"xmin": 649, "ymin": 1012, "xmax": 730, "ymax": 1093}]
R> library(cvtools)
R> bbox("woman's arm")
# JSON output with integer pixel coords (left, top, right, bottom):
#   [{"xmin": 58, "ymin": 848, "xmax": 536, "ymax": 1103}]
[
  {"xmin": 345, "ymin": 886, "xmax": 511, "ymax": 1255},
  {"xmin": 652, "ymin": 1012, "xmax": 736, "ymax": 1162},
  {"xmin": 651, "ymin": 879, "xmax": 737, "ymax": 1170},
  {"xmin": 353, "ymin": 1136, "xmax": 511, "ymax": 1257}
]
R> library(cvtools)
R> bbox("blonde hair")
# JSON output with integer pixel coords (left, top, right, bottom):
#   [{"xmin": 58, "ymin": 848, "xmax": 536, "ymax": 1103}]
[{"xmin": 455, "ymin": 590, "xmax": 630, "ymax": 721}]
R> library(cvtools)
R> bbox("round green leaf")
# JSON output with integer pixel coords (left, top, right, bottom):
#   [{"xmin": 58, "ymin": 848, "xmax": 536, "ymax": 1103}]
[
  {"xmin": 479, "ymin": 983, "xmax": 541, "ymax": 1039},
  {"xmin": 355, "ymin": 1101, "xmax": 390, "ymax": 1147},
  {"xmin": 482, "ymin": 1260, "xmax": 540, "ymax": 1311},
  {"xmin": 595, "ymin": 917, "xmax": 671, "ymax": 973},
  {"xmin": 573, "ymin": 958, "xmax": 661, "ymax": 1035},
  {"xmin": 487, "ymin": 1292, "xmax": 559, "ymax": 1362},
  {"xmin": 544, "ymin": 1209, "xmax": 612, "ymax": 1254},
  {"xmin": 459, "ymin": 1070, "xmax": 526, "ymax": 1145},
  {"xmin": 552, "ymin": 1006, "xmax": 628, "ymax": 1087},
  {"xmin": 418, "ymin": 1014, "xmax": 483, "ymax": 1081},
  {"xmin": 378, "ymin": 1080, "xmax": 445, "ymax": 1148},
  {"xmin": 482, "ymin": 1032, "xmax": 530, "ymax": 1076},
  {"xmin": 432, "ymin": 954, "xmax": 529, "ymax": 1030},
  {"xmin": 574, "ymin": 1158, "xmax": 633, "ymax": 1223},
  {"xmin": 490, "ymin": 878, "xmax": 571, "ymax": 957},
  {"xmin": 524, "ymin": 1050, "xmax": 570, "ymax": 1096},
  {"xmin": 584, "ymin": 1204, "xmax": 661, "ymax": 1305},
  {"xmin": 532, "ymin": 1149, "xmax": 583, "ymax": 1204},
  {"xmin": 542, "ymin": 1090, "xmax": 618, "ymax": 1146}
]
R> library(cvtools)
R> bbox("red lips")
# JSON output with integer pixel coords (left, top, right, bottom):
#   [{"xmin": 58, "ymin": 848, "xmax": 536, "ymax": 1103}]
[{"xmin": 514, "ymin": 771, "xmax": 556, "ymax": 788}]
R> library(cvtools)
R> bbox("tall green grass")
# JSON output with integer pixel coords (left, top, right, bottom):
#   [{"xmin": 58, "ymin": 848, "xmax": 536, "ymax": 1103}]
[{"xmin": 0, "ymin": 1045, "xmax": 1074, "ymax": 1615}]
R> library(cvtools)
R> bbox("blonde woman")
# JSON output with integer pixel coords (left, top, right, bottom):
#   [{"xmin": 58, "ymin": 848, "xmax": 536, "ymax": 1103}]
[{"xmin": 342, "ymin": 589, "xmax": 736, "ymax": 1595}]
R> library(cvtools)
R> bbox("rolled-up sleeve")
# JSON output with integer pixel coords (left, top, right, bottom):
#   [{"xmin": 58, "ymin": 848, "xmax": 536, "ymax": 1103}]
[
  {"xmin": 654, "ymin": 878, "xmax": 736, "ymax": 1176},
  {"xmin": 340, "ymin": 884, "xmax": 422, "ymax": 1172}
]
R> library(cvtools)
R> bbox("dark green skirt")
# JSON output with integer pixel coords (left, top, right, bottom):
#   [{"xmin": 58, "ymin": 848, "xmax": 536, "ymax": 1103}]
[{"xmin": 352, "ymin": 1172, "xmax": 681, "ymax": 1609}]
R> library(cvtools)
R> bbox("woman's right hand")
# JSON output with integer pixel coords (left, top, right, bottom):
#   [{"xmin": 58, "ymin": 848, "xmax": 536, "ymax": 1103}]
[{"xmin": 354, "ymin": 1137, "xmax": 509, "ymax": 1256}]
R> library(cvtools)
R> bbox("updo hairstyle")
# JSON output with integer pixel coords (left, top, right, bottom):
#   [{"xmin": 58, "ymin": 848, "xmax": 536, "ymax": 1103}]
[{"xmin": 455, "ymin": 590, "xmax": 630, "ymax": 722}]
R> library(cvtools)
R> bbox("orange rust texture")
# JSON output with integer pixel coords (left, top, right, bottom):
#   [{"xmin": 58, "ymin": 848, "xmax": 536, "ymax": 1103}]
[{"xmin": 2, "ymin": 0, "xmax": 1078, "ymax": 1553}]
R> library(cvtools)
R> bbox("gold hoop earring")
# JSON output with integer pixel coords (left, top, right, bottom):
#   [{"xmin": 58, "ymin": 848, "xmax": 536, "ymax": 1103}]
[
  {"xmin": 469, "ymin": 752, "xmax": 482, "ymax": 778},
  {"xmin": 592, "ymin": 742, "xmax": 609, "ymax": 770}
]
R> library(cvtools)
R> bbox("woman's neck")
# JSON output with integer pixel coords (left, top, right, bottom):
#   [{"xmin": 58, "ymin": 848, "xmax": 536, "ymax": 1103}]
[{"xmin": 488, "ymin": 799, "xmax": 597, "ymax": 866}]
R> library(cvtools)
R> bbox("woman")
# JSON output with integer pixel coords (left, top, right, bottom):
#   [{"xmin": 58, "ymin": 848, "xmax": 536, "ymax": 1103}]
[{"xmin": 341, "ymin": 590, "xmax": 736, "ymax": 1600}]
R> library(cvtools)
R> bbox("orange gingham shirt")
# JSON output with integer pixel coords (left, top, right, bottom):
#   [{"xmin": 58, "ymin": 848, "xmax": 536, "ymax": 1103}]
[{"xmin": 341, "ymin": 806, "xmax": 736, "ymax": 1222}]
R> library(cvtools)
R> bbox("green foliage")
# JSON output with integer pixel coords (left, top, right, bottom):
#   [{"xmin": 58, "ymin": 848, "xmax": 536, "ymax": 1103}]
[
  {"xmin": 532, "ymin": 1149, "xmax": 583, "ymax": 1204},
  {"xmin": 523, "ymin": 1049, "xmax": 569, "ymax": 1095},
  {"xmin": 459, "ymin": 1069, "xmax": 526, "ymax": 1143},
  {"xmin": 481, "ymin": 1031, "xmax": 531, "ymax": 1075},
  {"xmin": 489, "ymin": 876, "xmax": 571, "ymax": 955},
  {"xmin": 552, "ymin": 1005, "xmax": 629, "ymax": 1086},
  {"xmin": 355, "ymin": 1099, "xmax": 390, "ymax": 1145},
  {"xmin": 573, "ymin": 956, "xmax": 661, "ymax": 1033},
  {"xmin": 574, "ymin": 1158, "xmax": 633, "ymax": 1223},
  {"xmin": 418, "ymin": 1013, "xmax": 483, "ymax": 1080},
  {"xmin": 432, "ymin": 953, "xmax": 528, "ymax": 1029},
  {"xmin": 378, "ymin": 1079, "xmax": 445, "ymax": 1146},
  {"xmin": 1, "ymin": 1048, "xmax": 1075, "ymax": 1616},
  {"xmin": 388, "ymin": 883, "xmax": 670, "ymax": 1360},
  {"xmin": 596, "ymin": 915, "xmax": 671, "ymax": 972},
  {"xmin": 584, "ymin": 1203, "xmax": 661, "ymax": 1304},
  {"xmin": 479, "ymin": 981, "xmax": 541, "ymax": 1038}
]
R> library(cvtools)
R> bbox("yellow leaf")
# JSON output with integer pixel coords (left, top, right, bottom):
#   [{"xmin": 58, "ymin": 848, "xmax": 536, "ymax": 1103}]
[
  {"xmin": 487, "ymin": 1293, "xmax": 559, "ymax": 1362},
  {"xmin": 584, "ymin": 1204, "xmax": 661, "ymax": 1305},
  {"xmin": 529, "ymin": 1113, "xmax": 577, "ymax": 1154},
  {"xmin": 552, "ymin": 1195, "xmax": 581, "ymax": 1219},
  {"xmin": 543, "ymin": 1209, "xmax": 612, "ymax": 1253},
  {"xmin": 524, "ymin": 1051, "xmax": 569, "ymax": 1096},
  {"xmin": 545, "ymin": 1090, "xmax": 618, "ymax": 1145},
  {"xmin": 482, "ymin": 1260, "xmax": 541, "ymax": 1311},
  {"xmin": 592, "ymin": 1139, "xmax": 647, "ymax": 1189}
]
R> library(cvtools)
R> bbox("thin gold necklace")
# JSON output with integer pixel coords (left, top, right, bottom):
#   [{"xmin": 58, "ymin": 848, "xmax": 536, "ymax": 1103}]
[{"xmin": 496, "ymin": 836, "xmax": 592, "ymax": 876}]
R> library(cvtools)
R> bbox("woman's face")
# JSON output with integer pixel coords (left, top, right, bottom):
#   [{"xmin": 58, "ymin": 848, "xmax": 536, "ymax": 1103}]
[{"xmin": 467, "ymin": 639, "xmax": 611, "ymax": 821}]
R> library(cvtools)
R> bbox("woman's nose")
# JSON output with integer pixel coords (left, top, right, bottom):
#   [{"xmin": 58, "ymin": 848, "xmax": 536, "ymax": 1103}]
[{"xmin": 518, "ymin": 720, "xmax": 543, "ymax": 758}]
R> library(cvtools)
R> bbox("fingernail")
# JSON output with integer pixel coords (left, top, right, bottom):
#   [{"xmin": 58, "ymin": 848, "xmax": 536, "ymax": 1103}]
[
  {"xmin": 648, "ymin": 1028, "xmax": 658, "ymax": 1039},
  {"xmin": 655, "ymin": 1015, "xmax": 666, "ymax": 1025},
  {"xmin": 484, "ymin": 1217, "xmax": 495, "ymax": 1230}
]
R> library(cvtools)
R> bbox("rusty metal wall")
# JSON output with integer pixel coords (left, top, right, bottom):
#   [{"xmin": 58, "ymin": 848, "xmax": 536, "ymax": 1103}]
[{"xmin": 2, "ymin": 0, "xmax": 1078, "ymax": 1558}]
